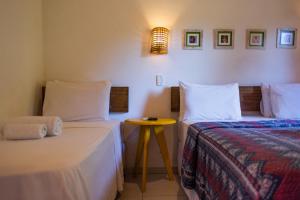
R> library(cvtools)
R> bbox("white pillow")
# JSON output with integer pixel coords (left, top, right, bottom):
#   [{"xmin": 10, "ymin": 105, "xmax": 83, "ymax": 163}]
[
  {"xmin": 43, "ymin": 80, "xmax": 112, "ymax": 121},
  {"xmin": 260, "ymin": 84, "xmax": 273, "ymax": 117},
  {"xmin": 270, "ymin": 84, "xmax": 300, "ymax": 119},
  {"xmin": 179, "ymin": 82, "xmax": 242, "ymax": 121}
]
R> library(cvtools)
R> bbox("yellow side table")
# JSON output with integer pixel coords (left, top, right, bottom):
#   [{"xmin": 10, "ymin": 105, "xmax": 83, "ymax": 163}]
[{"xmin": 125, "ymin": 118, "xmax": 176, "ymax": 192}]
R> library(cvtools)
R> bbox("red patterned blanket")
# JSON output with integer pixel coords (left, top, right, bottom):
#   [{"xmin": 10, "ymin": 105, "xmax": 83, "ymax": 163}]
[{"xmin": 181, "ymin": 120, "xmax": 300, "ymax": 200}]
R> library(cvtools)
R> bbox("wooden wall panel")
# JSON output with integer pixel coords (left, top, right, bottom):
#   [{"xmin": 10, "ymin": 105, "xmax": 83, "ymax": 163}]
[
  {"xmin": 239, "ymin": 86, "xmax": 261, "ymax": 112},
  {"xmin": 109, "ymin": 87, "xmax": 129, "ymax": 112},
  {"xmin": 171, "ymin": 87, "xmax": 180, "ymax": 112}
]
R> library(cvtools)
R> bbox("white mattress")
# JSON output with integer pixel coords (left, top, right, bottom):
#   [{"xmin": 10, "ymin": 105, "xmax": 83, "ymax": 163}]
[
  {"xmin": 178, "ymin": 115, "xmax": 274, "ymax": 200},
  {"xmin": 0, "ymin": 121, "xmax": 124, "ymax": 200}
]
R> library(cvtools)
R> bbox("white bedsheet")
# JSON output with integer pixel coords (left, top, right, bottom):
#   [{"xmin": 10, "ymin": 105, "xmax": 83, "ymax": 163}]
[
  {"xmin": 177, "ymin": 115, "xmax": 274, "ymax": 200},
  {"xmin": 0, "ymin": 120, "xmax": 124, "ymax": 200}
]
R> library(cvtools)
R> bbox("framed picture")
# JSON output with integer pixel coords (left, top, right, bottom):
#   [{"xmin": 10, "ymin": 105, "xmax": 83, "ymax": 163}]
[
  {"xmin": 246, "ymin": 29, "xmax": 266, "ymax": 49},
  {"xmin": 184, "ymin": 29, "xmax": 203, "ymax": 49},
  {"xmin": 214, "ymin": 29, "xmax": 234, "ymax": 49},
  {"xmin": 277, "ymin": 28, "xmax": 297, "ymax": 49}
]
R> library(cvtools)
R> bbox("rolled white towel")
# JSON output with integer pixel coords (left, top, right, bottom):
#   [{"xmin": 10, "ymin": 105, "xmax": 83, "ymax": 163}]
[
  {"xmin": 3, "ymin": 124, "xmax": 47, "ymax": 140},
  {"xmin": 10, "ymin": 116, "xmax": 63, "ymax": 136}
]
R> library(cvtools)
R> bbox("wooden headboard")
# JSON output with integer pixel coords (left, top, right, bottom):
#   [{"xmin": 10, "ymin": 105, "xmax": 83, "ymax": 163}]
[
  {"xmin": 171, "ymin": 86, "xmax": 262, "ymax": 112},
  {"xmin": 42, "ymin": 86, "xmax": 129, "ymax": 113}
]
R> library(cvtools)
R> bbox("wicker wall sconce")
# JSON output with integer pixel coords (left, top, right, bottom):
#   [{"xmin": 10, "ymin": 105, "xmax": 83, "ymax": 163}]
[{"xmin": 150, "ymin": 27, "xmax": 169, "ymax": 54}]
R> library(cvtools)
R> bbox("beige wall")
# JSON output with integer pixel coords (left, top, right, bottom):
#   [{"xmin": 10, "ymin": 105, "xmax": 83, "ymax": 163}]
[
  {"xmin": 0, "ymin": 0, "xmax": 44, "ymax": 128},
  {"xmin": 44, "ymin": 0, "xmax": 300, "ymax": 169}
]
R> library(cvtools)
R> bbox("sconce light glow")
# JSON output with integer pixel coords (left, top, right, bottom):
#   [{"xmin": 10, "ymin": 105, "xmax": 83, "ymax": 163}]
[{"xmin": 150, "ymin": 27, "xmax": 169, "ymax": 54}]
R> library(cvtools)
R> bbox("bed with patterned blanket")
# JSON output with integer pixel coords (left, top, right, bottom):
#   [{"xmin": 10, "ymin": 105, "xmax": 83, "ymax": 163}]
[{"xmin": 181, "ymin": 120, "xmax": 300, "ymax": 200}]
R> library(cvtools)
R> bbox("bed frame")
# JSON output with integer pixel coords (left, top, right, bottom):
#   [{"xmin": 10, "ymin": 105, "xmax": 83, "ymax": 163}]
[
  {"xmin": 171, "ymin": 86, "xmax": 261, "ymax": 113},
  {"xmin": 42, "ymin": 86, "xmax": 129, "ymax": 113}
]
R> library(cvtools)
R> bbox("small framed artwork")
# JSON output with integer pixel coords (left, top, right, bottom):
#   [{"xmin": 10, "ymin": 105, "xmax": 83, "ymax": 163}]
[
  {"xmin": 246, "ymin": 29, "xmax": 266, "ymax": 49},
  {"xmin": 214, "ymin": 29, "xmax": 234, "ymax": 49},
  {"xmin": 184, "ymin": 29, "xmax": 203, "ymax": 49},
  {"xmin": 277, "ymin": 28, "xmax": 297, "ymax": 49}
]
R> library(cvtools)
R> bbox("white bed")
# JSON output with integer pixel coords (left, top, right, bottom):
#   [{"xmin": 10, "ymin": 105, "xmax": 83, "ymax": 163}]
[
  {"xmin": 0, "ymin": 120, "xmax": 123, "ymax": 200},
  {"xmin": 177, "ymin": 115, "xmax": 274, "ymax": 200}
]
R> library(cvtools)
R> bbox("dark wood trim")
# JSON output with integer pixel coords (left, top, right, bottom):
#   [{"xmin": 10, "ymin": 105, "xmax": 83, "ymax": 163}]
[
  {"xmin": 171, "ymin": 86, "xmax": 261, "ymax": 113},
  {"xmin": 109, "ymin": 87, "xmax": 129, "ymax": 113},
  {"xmin": 171, "ymin": 87, "xmax": 180, "ymax": 112},
  {"xmin": 42, "ymin": 86, "xmax": 129, "ymax": 113},
  {"xmin": 239, "ymin": 86, "xmax": 261, "ymax": 112}
]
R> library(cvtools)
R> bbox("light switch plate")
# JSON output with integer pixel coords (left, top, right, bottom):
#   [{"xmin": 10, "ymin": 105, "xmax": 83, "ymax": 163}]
[{"xmin": 156, "ymin": 75, "xmax": 163, "ymax": 86}]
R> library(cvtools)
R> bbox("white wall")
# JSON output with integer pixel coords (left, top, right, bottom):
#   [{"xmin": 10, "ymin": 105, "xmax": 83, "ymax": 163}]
[
  {"xmin": 0, "ymin": 0, "xmax": 44, "ymax": 128},
  {"xmin": 43, "ymin": 0, "xmax": 300, "ymax": 169}
]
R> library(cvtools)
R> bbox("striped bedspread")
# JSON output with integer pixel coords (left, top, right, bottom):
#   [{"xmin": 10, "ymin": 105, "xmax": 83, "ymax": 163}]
[{"xmin": 181, "ymin": 120, "xmax": 300, "ymax": 200}]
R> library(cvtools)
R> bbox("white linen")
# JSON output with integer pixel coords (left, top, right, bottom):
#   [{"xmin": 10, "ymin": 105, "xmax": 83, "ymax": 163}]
[
  {"xmin": 270, "ymin": 84, "xmax": 300, "ymax": 119},
  {"xmin": 179, "ymin": 82, "xmax": 241, "ymax": 121},
  {"xmin": 0, "ymin": 121, "xmax": 123, "ymax": 200},
  {"xmin": 260, "ymin": 84, "xmax": 273, "ymax": 117},
  {"xmin": 181, "ymin": 182, "xmax": 200, "ymax": 200},
  {"xmin": 178, "ymin": 115, "xmax": 274, "ymax": 199},
  {"xmin": 9, "ymin": 116, "xmax": 62, "ymax": 136},
  {"xmin": 3, "ymin": 124, "xmax": 47, "ymax": 140},
  {"xmin": 43, "ymin": 80, "xmax": 111, "ymax": 121}
]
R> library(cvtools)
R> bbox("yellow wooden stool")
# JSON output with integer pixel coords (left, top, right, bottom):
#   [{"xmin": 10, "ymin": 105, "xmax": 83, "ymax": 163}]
[{"xmin": 125, "ymin": 118, "xmax": 176, "ymax": 192}]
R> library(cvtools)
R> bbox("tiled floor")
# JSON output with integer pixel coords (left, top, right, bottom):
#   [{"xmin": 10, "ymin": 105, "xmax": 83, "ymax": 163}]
[{"xmin": 119, "ymin": 174, "xmax": 188, "ymax": 200}]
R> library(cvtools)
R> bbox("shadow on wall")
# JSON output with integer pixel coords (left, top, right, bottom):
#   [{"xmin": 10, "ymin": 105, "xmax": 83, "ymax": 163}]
[
  {"xmin": 122, "ymin": 87, "xmax": 179, "ymax": 170},
  {"xmin": 141, "ymin": 28, "xmax": 152, "ymax": 57},
  {"xmin": 142, "ymin": 88, "xmax": 178, "ymax": 167},
  {"xmin": 142, "ymin": 88, "xmax": 170, "ymax": 117}
]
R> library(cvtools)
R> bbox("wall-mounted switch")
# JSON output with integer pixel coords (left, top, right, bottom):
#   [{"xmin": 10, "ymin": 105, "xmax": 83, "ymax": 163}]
[{"xmin": 156, "ymin": 75, "xmax": 163, "ymax": 86}]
